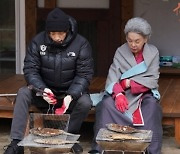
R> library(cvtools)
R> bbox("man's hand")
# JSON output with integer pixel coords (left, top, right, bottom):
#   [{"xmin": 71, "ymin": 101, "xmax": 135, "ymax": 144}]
[
  {"xmin": 55, "ymin": 95, "xmax": 72, "ymax": 115},
  {"xmin": 115, "ymin": 93, "xmax": 128, "ymax": 113},
  {"xmin": 43, "ymin": 88, "xmax": 57, "ymax": 104}
]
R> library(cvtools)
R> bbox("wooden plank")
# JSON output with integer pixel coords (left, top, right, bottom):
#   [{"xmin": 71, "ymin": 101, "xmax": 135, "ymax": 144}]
[
  {"xmin": 25, "ymin": 117, "xmax": 30, "ymax": 136},
  {"xmin": 25, "ymin": 0, "xmax": 37, "ymax": 45},
  {"xmin": 175, "ymin": 118, "xmax": 180, "ymax": 145},
  {"xmin": 37, "ymin": 8, "xmax": 108, "ymax": 22},
  {"xmin": 162, "ymin": 117, "xmax": 175, "ymax": 126},
  {"xmin": 44, "ymin": 0, "xmax": 56, "ymax": 8},
  {"xmin": 161, "ymin": 78, "xmax": 180, "ymax": 117},
  {"xmin": 0, "ymin": 74, "xmax": 14, "ymax": 80},
  {"xmin": 84, "ymin": 108, "xmax": 95, "ymax": 122},
  {"xmin": 120, "ymin": 0, "xmax": 134, "ymax": 43},
  {"xmin": 0, "ymin": 75, "xmax": 25, "ymax": 112},
  {"xmin": 109, "ymin": 0, "xmax": 122, "ymax": 63},
  {"xmin": 1, "ymin": 75, "xmax": 180, "ymax": 120},
  {"xmin": 96, "ymin": 21, "xmax": 110, "ymax": 76},
  {"xmin": 0, "ymin": 111, "xmax": 13, "ymax": 118},
  {"xmin": 89, "ymin": 77, "xmax": 106, "ymax": 93},
  {"xmin": 160, "ymin": 66, "xmax": 180, "ymax": 75},
  {"xmin": 173, "ymin": 99, "xmax": 180, "ymax": 115},
  {"xmin": 0, "ymin": 99, "xmax": 15, "ymax": 110},
  {"xmin": 158, "ymin": 77, "xmax": 172, "ymax": 97},
  {"xmin": 159, "ymin": 78, "xmax": 178, "ymax": 116},
  {"xmin": 0, "ymin": 74, "xmax": 25, "ymax": 90},
  {"xmin": 172, "ymin": 87, "xmax": 180, "ymax": 116},
  {"xmin": 1, "ymin": 75, "xmax": 180, "ymax": 147}
]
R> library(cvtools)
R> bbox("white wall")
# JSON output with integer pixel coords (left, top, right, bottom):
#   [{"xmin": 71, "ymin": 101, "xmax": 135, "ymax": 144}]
[
  {"xmin": 57, "ymin": 0, "xmax": 109, "ymax": 8},
  {"xmin": 134, "ymin": 0, "xmax": 180, "ymax": 56},
  {"xmin": 15, "ymin": 0, "xmax": 25, "ymax": 74},
  {"xmin": 38, "ymin": 0, "xmax": 109, "ymax": 8}
]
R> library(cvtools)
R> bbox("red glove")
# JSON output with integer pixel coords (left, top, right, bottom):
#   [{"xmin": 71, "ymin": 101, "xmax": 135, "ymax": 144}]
[
  {"xmin": 55, "ymin": 95, "xmax": 72, "ymax": 115},
  {"xmin": 43, "ymin": 88, "xmax": 57, "ymax": 104},
  {"xmin": 115, "ymin": 93, "xmax": 128, "ymax": 113},
  {"xmin": 55, "ymin": 102, "xmax": 66, "ymax": 115}
]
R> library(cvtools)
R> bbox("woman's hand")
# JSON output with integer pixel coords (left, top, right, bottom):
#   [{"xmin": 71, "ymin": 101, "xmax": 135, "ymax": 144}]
[{"xmin": 114, "ymin": 93, "xmax": 129, "ymax": 113}]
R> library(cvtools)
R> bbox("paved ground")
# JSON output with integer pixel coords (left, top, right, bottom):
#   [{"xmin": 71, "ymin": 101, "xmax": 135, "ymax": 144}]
[{"xmin": 0, "ymin": 119, "xmax": 180, "ymax": 154}]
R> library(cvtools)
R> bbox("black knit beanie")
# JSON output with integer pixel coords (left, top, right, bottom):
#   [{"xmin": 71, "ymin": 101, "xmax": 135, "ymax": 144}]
[{"xmin": 45, "ymin": 8, "xmax": 70, "ymax": 32}]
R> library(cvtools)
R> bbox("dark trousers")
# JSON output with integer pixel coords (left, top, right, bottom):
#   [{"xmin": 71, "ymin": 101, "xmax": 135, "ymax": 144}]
[{"xmin": 10, "ymin": 86, "xmax": 92, "ymax": 140}]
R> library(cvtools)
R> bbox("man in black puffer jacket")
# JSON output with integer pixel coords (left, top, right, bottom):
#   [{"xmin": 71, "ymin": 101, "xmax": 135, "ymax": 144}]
[{"xmin": 4, "ymin": 8, "xmax": 94, "ymax": 154}]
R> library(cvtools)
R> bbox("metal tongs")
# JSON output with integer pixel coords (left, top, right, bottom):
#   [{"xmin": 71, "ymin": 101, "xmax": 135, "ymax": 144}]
[
  {"xmin": 28, "ymin": 85, "xmax": 65, "ymax": 114},
  {"xmin": 28, "ymin": 85, "xmax": 53, "ymax": 97},
  {"xmin": 28, "ymin": 85, "xmax": 65, "ymax": 99},
  {"xmin": 28, "ymin": 85, "xmax": 56, "ymax": 114},
  {"xmin": 46, "ymin": 104, "xmax": 55, "ymax": 114}
]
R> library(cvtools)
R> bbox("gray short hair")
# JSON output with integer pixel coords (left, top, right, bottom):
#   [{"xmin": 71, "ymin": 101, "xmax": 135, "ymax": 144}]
[{"xmin": 124, "ymin": 17, "xmax": 152, "ymax": 38}]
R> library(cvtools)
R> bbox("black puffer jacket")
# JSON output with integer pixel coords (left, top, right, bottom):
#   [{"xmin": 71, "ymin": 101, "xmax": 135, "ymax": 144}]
[{"xmin": 23, "ymin": 17, "xmax": 94, "ymax": 100}]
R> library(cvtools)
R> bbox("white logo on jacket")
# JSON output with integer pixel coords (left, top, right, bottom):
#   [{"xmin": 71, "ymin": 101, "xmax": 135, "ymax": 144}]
[
  {"xmin": 40, "ymin": 45, "xmax": 47, "ymax": 55},
  {"xmin": 67, "ymin": 52, "xmax": 76, "ymax": 57}
]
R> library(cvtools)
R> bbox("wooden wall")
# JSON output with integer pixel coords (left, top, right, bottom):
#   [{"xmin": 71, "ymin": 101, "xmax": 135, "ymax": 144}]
[
  {"xmin": 25, "ymin": 0, "xmax": 133, "ymax": 77},
  {"xmin": 25, "ymin": 0, "xmax": 37, "ymax": 46}
]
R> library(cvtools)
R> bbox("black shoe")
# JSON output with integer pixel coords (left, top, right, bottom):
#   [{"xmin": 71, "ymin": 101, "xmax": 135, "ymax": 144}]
[
  {"xmin": 3, "ymin": 141, "xmax": 24, "ymax": 154},
  {"xmin": 71, "ymin": 143, "xmax": 83, "ymax": 154},
  {"xmin": 88, "ymin": 150, "xmax": 100, "ymax": 154}
]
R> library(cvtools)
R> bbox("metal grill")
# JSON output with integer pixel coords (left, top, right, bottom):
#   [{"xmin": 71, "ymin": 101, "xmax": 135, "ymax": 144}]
[
  {"xmin": 96, "ymin": 128, "xmax": 152, "ymax": 153},
  {"xmin": 18, "ymin": 113, "xmax": 80, "ymax": 153}
]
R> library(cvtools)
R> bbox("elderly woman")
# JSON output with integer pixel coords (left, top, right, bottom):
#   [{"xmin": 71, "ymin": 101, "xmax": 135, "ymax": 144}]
[{"xmin": 89, "ymin": 17, "xmax": 163, "ymax": 154}]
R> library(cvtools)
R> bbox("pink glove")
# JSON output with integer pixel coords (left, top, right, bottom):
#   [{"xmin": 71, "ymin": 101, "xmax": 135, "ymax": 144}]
[
  {"xmin": 43, "ymin": 88, "xmax": 57, "ymax": 104},
  {"xmin": 115, "ymin": 93, "xmax": 128, "ymax": 113},
  {"xmin": 55, "ymin": 95, "xmax": 72, "ymax": 115}
]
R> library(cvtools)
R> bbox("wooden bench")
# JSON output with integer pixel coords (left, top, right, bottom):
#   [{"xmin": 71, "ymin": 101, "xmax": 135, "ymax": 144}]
[
  {"xmin": 0, "ymin": 75, "xmax": 105, "ymax": 119},
  {"xmin": 88, "ymin": 75, "xmax": 180, "ymax": 147},
  {"xmin": 159, "ymin": 76, "xmax": 180, "ymax": 145},
  {"xmin": 1, "ymin": 72, "xmax": 180, "ymax": 146},
  {"xmin": 0, "ymin": 75, "xmax": 26, "ymax": 118}
]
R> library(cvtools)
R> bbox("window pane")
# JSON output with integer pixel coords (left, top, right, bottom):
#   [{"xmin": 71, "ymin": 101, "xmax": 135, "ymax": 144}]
[{"xmin": 0, "ymin": 0, "xmax": 15, "ymax": 73}]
